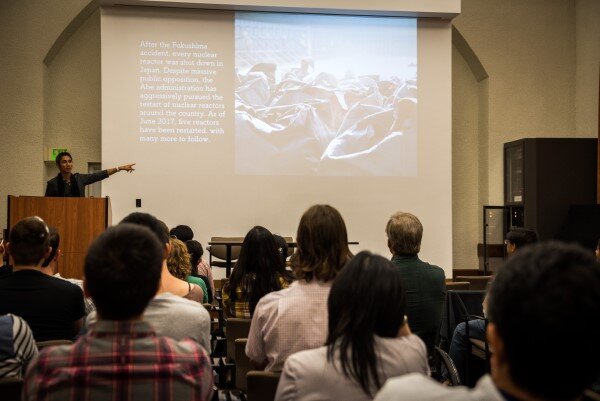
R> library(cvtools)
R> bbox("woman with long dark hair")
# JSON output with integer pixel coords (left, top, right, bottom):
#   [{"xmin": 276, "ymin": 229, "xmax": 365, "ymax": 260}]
[
  {"xmin": 223, "ymin": 226, "xmax": 289, "ymax": 318},
  {"xmin": 246, "ymin": 204, "xmax": 352, "ymax": 372},
  {"xmin": 275, "ymin": 251, "xmax": 429, "ymax": 401}
]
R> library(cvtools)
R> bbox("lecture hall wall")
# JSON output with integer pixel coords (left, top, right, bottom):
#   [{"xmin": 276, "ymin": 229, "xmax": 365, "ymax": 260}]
[{"xmin": 0, "ymin": 0, "xmax": 598, "ymax": 270}]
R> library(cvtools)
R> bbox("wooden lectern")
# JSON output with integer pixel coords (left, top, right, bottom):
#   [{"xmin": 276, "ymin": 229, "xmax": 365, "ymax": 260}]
[{"xmin": 7, "ymin": 196, "xmax": 111, "ymax": 279}]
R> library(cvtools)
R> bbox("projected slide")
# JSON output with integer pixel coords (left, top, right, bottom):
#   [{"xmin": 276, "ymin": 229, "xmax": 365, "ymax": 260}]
[{"xmin": 235, "ymin": 13, "xmax": 417, "ymax": 176}]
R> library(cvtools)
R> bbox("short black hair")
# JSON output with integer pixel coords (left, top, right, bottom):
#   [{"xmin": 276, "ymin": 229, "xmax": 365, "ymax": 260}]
[
  {"xmin": 55, "ymin": 151, "xmax": 72, "ymax": 166},
  {"xmin": 85, "ymin": 223, "xmax": 163, "ymax": 320},
  {"xmin": 120, "ymin": 212, "xmax": 170, "ymax": 245},
  {"xmin": 42, "ymin": 227, "xmax": 60, "ymax": 268},
  {"xmin": 9, "ymin": 217, "xmax": 50, "ymax": 266},
  {"xmin": 505, "ymin": 227, "xmax": 539, "ymax": 249},
  {"xmin": 170, "ymin": 225, "xmax": 194, "ymax": 242},
  {"xmin": 487, "ymin": 241, "xmax": 600, "ymax": 400}
]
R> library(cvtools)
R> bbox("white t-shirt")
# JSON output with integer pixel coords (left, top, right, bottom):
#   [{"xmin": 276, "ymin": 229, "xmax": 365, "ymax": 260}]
[{"xmin": 86, "ymin": 292, "xmax": 211, "ymax": 352}]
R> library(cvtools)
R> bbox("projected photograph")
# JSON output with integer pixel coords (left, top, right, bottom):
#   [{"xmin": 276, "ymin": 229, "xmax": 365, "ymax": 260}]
[{"xmin": 234, "ymin": 13, "xmax": 417, "ymax": 176}]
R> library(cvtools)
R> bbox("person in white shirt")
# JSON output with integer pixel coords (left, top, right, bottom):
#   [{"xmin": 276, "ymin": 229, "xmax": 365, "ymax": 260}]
[
  {"xmin": 375, "ymin": 242, "xmax": 600, "ymax": 401},
  {"xmin": 275, "ymin": 251, "xmax": 429, "ymax": 401},
  {"xmin": 246, "ymin": 204, "xmax": 352, "ymax": 372}
]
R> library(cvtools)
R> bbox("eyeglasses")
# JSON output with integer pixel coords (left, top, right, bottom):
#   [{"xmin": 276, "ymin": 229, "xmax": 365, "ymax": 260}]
[{"xmin": 504, "ymin": 239, "xmax": 511, "ymax": 245}]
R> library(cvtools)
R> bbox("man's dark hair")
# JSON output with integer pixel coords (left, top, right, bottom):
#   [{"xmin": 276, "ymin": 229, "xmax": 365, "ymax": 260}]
[
  {"xmin": 85, "ymin": 223, "xmax": 163, "ymax": 320},
  {"xmin": 326, "ymin": 251, "xmax": 407, "ymax": 396},
  {"xmin": 55, "ymin": 151, "xmax": 72, "ymax": 166},
  {"xmin": 170, "ymin": 225, "xmax": 194, "ymax": 242},
  {"xmin": 9, "ymin": 217, "xmax": 50, "ymax": 266},
  {"xmin": 505, "ymin": 227, "xmax": 539, "ymax": 249},
  {"xmin": 487, "ymin": 241, "xmax": 600, "ymax": 400},
  {"xmin": 42, "ymin": 227, "xmax": 60, "ymax": 268},
  {"xmin": 120, "ymin": 212, "xmax": 169, "ymax": 245}
]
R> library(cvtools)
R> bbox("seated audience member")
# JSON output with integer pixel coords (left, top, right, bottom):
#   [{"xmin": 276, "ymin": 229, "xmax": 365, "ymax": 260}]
[
  {"xmin": 170, "ymin": 224, "xmax": 194, "ymax": 242},
  {"xmin": 40, "ymin": 228, "xmax": 95, "ymax": 314},
  {"xmin": 24, "ymin": 223, "xmax": 213, "ymax": 401},
  {"xmin": 449, "ymin": 227, "xmax": 539, "ymax": 383},
  {"xmin": 167, "ymin": 238, "xmax": 207, "ymax": 303},
  {"xmin": 0, "ymin": 217, "xmax": 85, "ymax": 341},
  {"xmin": 275, "ymin": 251, "xmax": 429, "ymax": 401},
  {"xmin": 223, "ymin": 226, "xmax": 290, "ymax": 318},
  {"xmin": 0, "ymin": 238, "xmax": 11, "ymax": 276},
  {"xmin": 0, "ymin": 314, "xmax": 37, "ymax": 378},
  {"xmin": 504, "ymin": 227, "xmax": 539, "ymax": 255},
  {"xmin": 246, "ymin": 205, "xmax": 352, "ymax": 372},
  {"xmin": 273, "ymin": 234, "xmax": 295, "ymax": 283},
  {"xmin": 375, "ymin": 242, "xmax": 600, "ymax": 401},
  {"xmin": 87, "ymin": 212, "xmax": 210, "ymax": 352},
  {"xmin": 186, "ymin": 239, "xmax": 215, "ymax": 299},
  {"xmin": 386, "ymin": 212, "xmax": 445, "ymax": 352}
]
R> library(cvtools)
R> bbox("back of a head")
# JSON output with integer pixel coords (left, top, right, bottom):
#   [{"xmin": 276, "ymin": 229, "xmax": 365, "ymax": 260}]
[
  {"xmin": 506, "ymin": 227, "xmax": 539, "ymax": 249},
  {"xmin": 167, "ymin": 238, "xmax": 192, "ymax": 280},
  {"xmin": 85, "ymin": 223, "xmax": 163, "ymax": 320},
  {"xmin": 185, "ymin": 240, "xmax": 203, "ymax": 273},
  {"xmin": 292, "ymin": 204, "xmax": 351, "ymax": 282},
  {"xmin": 120, "ymin": 212, "xmax": 170, "ymax": 245},
  {"xmin": 273, "ymin": 234, "xmax": 289, "ymax": 271},
  {"xmin": 487, "ymin": 241, "xmax": 600, "ymax": 401},
  {"xmin": 170, "ymin": 225, "xmax": 194, "ymax": 242},
  {"xmin": 9, "ymin": 216, "xmax": 50, "ymax": 266},
  {"xmin": 230, "ymin": 226, "xmax": 282, "ymax": 313},
  {"xmin": 326, "ymin": 251, "xmax": 407, "ymax": 396},
  {"xmin": 42, "ymin": 227, "xmax": 60, "ymax": 268},
  {"xmin": 386, "ymin": 212, "xmax": 423, "ymax": 255}
]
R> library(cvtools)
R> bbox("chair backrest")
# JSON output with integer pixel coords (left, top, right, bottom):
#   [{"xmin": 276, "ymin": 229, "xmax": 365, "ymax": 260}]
[
  {"xmin": 0, "ymin": 377, "xmax": 24, "ymax": 401},
  {"xmin": 454, "ymin": 275, "xmax": 493, "ymax": 291},
  {"xmin": 37, "ymin": 339, "xmax": 73, "ymax": 350},
  {"xmin": 247, "ymin": 371, "xmax": 281, "ymax": 401},
  {"xmin": 282, "ymin": 236, "xmax": 295, "ymax": 257},
  {"xmin": 446, "ymin": 281, "xmax": 470, "ymax": 291},
  {"xmin": 434, "ymin": 346, "xmax": 461, "ymax": 386},
  {"xmin": 235, "ymin": 338, "xmax": 252, "ymax": 392},
  {"xmin": 439, "ymin": 290, "xmax": 486, "ymax": 351},
  {"xmin": 226, "ymin": 318, "xmax": 252, "ymax": 361},
  {"xmin": 208, "ymin": 237, "xmax": 245, "ymax": 261}
]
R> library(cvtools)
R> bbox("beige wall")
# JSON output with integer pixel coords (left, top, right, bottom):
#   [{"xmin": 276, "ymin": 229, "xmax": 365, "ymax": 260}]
[
  {"xmin": 0, "ymin": 0, "xmax": 94, "ymax": 231},
  {"xmin": 43, "ymin": 10, "xmax": 101, "ymax": 184},
  {"xmin": 452, "ymin": 0, "xmax": 599, "ymax": 268},
  {"xmin": 1, "ymin": 1, "xmax": 598, "ymax": 269},
  {"xmin": 575, "ymin": 0, "xmax": 600, "ymax": 138}
]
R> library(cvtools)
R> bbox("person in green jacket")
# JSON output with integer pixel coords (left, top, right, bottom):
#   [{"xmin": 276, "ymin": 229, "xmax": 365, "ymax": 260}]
[{"xmin": 386, "ymin": 211, "xmax": 445, "ymax": 354}]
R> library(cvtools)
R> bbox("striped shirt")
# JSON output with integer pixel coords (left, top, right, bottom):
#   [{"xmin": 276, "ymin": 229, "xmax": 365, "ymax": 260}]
[
  {"xmin": 0, "ymin": 314, "xmax": 38, "ymax": 378},
  {"xmin": 23, "ymin": 320, "xmax": 213, "ymax": 401}
]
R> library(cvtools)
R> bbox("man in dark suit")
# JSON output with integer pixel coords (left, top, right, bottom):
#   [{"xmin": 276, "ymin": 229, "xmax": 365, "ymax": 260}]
[{"xmin": 44, "ymin": 151, "xmax": 135, "ymax": 197}]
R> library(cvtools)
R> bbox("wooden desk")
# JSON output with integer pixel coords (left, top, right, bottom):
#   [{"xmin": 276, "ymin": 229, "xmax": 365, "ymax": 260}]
[{"xmin": 208, "ymin": 240, "xmax": 359, "ymax": 277}]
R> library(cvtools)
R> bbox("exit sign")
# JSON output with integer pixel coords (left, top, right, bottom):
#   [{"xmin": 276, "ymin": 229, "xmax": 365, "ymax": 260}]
[{"xmin": 49, "ymin": 148, "xmax": 68, "ymax": 161}]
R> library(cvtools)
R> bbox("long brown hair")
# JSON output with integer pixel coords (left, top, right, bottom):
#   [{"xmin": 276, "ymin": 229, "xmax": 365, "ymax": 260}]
[{"xmin": 291, "ymin": 205, "xmax": 352, "ymax": 282}]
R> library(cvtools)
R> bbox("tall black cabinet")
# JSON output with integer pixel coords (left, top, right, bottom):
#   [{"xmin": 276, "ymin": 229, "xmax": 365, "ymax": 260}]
[{"xmin": 504, "ymin": 138, "xmax": 597, "ymax": 241}]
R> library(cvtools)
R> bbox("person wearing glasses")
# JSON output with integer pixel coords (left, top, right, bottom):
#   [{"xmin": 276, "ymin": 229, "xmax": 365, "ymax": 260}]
[{"xmin": 448, "ymin": 227, "xmax": 539, "ymax": 383}]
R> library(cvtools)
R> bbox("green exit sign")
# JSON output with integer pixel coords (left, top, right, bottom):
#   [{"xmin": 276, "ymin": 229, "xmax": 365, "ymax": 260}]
[{"xmin": 50, "ymin": 148, "xmax": 68, "ymax": 161}]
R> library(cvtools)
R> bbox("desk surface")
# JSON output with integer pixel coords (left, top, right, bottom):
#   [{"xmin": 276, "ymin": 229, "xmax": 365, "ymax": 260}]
[{"xmin": 208, "ymin": 240, "xmax": 359, "ymax": 246}]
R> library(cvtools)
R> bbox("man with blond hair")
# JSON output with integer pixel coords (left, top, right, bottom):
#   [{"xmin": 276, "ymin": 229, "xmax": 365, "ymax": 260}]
[{"xmin": 386, "ymin": 212, "xmax": 445, "ymax": 353}]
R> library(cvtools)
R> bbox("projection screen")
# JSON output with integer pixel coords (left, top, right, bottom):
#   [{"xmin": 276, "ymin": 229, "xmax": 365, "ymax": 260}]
[{"xmin": 101, "ymin": 2, "xmax": 453, "ymax": 276}]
